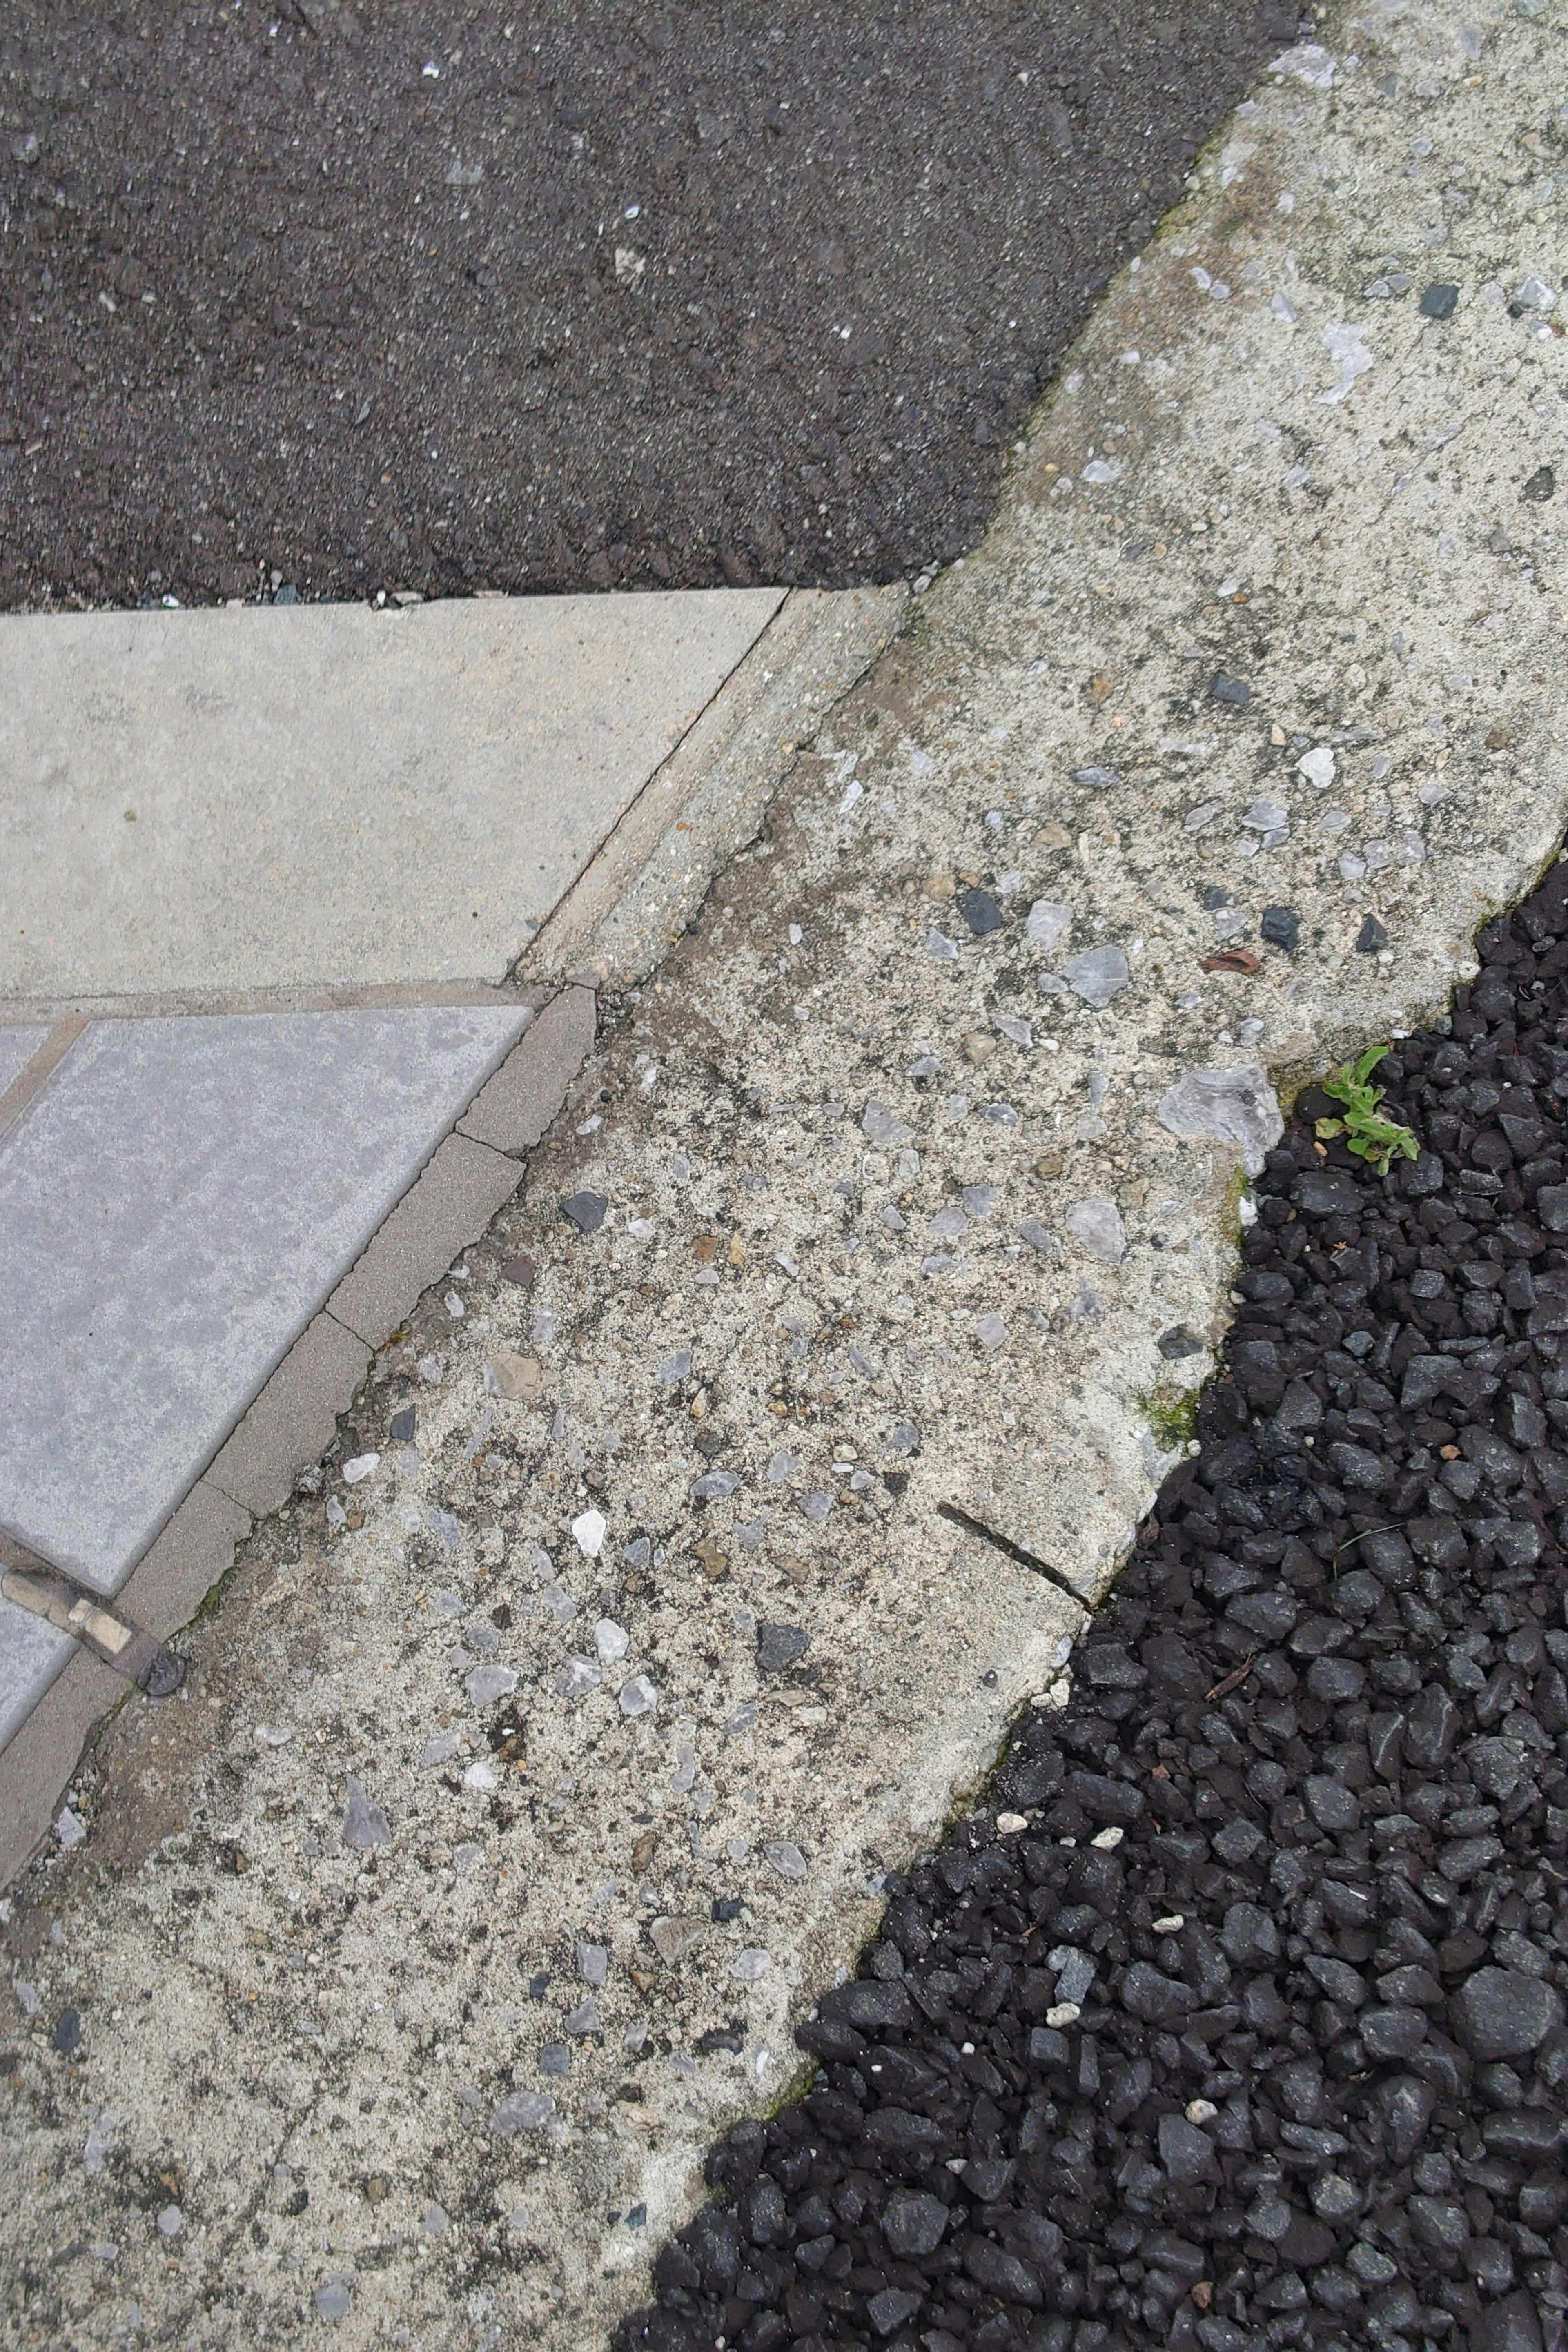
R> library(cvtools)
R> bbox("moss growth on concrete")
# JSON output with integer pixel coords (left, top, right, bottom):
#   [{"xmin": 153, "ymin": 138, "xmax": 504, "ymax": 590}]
[{"xmin": 1138, "ymin": 1383, "xmax": 1200, "ymax": 1454}]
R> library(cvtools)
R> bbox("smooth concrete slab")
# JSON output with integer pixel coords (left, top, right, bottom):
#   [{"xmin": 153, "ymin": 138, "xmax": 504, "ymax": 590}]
[
  {"xmin": 0, "ymin": 1004, "xmax": 528, "ymax": 1633},
  {"xmin": 0, "ymin": 1023, "xmax": 49, "ymax": 1098},
  {"xmin": 0, "ymin": 588, "xmax": 783, "ymax": 1003}
]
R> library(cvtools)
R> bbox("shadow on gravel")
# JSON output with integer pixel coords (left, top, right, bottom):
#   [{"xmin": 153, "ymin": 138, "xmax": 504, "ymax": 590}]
[
  {"xmin": 0, "ymin": 1, "xmax": 1301, "ymax": 609},
  {"xmin": 618, "ymin": 858, "xmax": 1568, "ymax": 2352}
]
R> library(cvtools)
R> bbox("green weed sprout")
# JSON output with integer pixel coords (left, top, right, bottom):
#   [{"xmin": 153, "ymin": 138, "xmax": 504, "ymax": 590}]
[{"xmin": 1314, "ymin": 1046, "xmax": 1419, "ymax": 1178}]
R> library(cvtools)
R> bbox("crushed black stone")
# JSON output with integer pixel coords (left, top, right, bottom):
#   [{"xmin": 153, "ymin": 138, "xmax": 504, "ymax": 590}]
[{"xmin": 618, "ymin": 860, "xmax": 1568, "ymax": 2352}]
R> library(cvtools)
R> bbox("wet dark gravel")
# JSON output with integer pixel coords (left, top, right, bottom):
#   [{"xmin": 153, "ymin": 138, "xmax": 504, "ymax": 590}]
[
  {"xmin": 0, "ymin": 1, "xmax": 1299, "ymax": 610},
  {"xmin": 617, "ymin": 859, "xmax": 1568, "ymax": 2352}
]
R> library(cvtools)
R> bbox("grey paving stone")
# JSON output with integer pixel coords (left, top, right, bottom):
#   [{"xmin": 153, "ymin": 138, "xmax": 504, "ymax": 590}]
[
  {"xmin": 325, "ymin": 1134, "xmax": 524, "ymax": 1346},
  {"xmin": 0, "ymin": 590, "xmax": 782, "ymax": 1001},
  {"xmin": 0, "ymin": 1004, "xmax": 526, "ymax": 1591},
  {"xmin": 0, "ymin": 1023, "xmax": 50, "ymax": 1099},
  {"xmin": 457, "ymin": 986, "xmax": 596, "ymax": 1154}
]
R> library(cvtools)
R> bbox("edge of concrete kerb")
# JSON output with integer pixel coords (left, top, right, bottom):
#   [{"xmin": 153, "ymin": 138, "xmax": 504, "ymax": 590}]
[{"xmin": 524, "ymin": 582, "xmax": 911, "ymax": 991}]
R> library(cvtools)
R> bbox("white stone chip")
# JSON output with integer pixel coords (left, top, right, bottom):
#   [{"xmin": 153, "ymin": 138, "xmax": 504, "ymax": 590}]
[
  {"xmin": 1319, "ymin": 322, "xmax": 1375, "ymax": 405},
  {"xmin": 1270, "ymin": 42, "xmax": 1336, "ymax": 89},
  {"xmin": 571, "ymin": 1508, "xmax": 607, "ymax": 1558},
  {"xmin": 1296, "ymin": 746, "xmax": 1335, "ymax": 788},
  {"xmin": 555, "ymin": 1657, "xmax": 601, "ymax": 1699}
]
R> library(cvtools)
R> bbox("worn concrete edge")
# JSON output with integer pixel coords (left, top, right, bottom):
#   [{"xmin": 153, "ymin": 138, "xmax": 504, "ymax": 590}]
[
  {"xmin": 0, "ymin": 995, "xmax": 595, "ymax": 1886},
  {"xmin": 0, "ymin": 978, "xmax": 550, "ymax": 1027},
  {"xmin": 523, "ymin": 584, "xmax": 909, "ymax": 991}
]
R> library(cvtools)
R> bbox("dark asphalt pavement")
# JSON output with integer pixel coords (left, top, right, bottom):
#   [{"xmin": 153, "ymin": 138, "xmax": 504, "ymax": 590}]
[{"xmin": 0, "ymin": 3, "xmax": 1302, "ymax": 608}]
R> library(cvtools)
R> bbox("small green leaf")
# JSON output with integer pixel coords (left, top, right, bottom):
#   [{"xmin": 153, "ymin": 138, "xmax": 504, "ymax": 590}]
[{"xmin": 1312, "ymin": 1046, "xmax": 1417, "ymax": 1180}]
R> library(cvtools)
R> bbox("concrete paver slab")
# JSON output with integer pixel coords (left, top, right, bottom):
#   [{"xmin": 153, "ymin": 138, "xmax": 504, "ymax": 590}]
[
  {"xmin": 0, "ymin": 1003, "xmax": 528, "ymax": 1619},
  {"xmin": 0, "ymin": 590, "xmax": 781, "ymax": 1004}
]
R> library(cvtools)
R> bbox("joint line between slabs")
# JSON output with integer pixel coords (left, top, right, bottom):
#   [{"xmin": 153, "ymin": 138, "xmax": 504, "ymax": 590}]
[
  {"xmin": 0, "ymin": 1016, "xmax": 87, "ymax": 1144},
  {"xmin": 935, "ymin": 1500, "xmax": 1094, "ymax": 1612}
]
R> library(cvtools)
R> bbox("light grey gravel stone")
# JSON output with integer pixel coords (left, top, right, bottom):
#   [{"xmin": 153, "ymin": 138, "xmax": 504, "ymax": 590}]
[
  {"xmin": 1060, "ymin": 945, "xmax": 1130, "ymax": 1009},
  {"xmin": 1066, "ymin": 1199, "xmax": 1126, "ymax": 1265},
  {"xmin": 1025, "ymin": 900, "xmax": 1072, "ymax": 953},
  {"xmin": 341, "ymin": 1776, "xmax": 390, "ymax": 1850},
  {"xmin": 555, "ymin": 1658, "xmax": 601, "ymax": 1699},
  {"xmin": 1241, "ymin": 797, "xmax": 1288, "ymax": 831},
  {"xmin": 862, "ymin": 1102, "xmax": 915, "ymax": 1147},
  {"xmin": 464, "ymin": 1663, "xmax": 519, "ymax": 1707},
  {"xmin": 491, "ymin": 2090, "xmax": 556, "ymax": 2137},
  {"xmin": 1156, "ymin": 1063, "xmax": 1284, "ymax": 1176}
]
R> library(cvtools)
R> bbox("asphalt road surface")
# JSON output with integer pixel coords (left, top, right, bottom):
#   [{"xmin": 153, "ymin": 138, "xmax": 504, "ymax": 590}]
[{"xmin": 0, "ymin": 2, "xmax": 1301, "ymax": 608}]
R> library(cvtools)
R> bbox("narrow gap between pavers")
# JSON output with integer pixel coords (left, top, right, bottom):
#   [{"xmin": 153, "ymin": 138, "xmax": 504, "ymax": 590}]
[{"xmin": 617, "ymin": 856, "xmax": 1568, "ymax": 2352}]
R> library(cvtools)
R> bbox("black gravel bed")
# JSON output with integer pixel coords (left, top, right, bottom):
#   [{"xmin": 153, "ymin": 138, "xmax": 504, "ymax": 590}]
[
  {"xmin": 616, "ymin": 858, "xmax": 1568, "ymax": 2352},
  {"xmin": 0, "ymin": 1, "xmax": 1299, "ymax": 611}
]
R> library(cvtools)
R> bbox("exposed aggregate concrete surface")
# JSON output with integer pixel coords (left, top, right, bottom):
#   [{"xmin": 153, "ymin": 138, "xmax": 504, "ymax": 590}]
[{"xmin": 3, "ymin": 4, "xmax": 1568, "ymax": 2348}]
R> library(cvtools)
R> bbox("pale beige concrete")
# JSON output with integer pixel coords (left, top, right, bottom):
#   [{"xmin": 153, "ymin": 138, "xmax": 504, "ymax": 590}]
[{"xmin": 0, "ymin": 589, "xmax": 782, "ymax": 1002}]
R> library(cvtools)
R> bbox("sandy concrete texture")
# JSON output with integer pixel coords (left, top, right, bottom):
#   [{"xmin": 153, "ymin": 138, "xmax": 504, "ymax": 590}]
[
  {"xmin": 0, "ymin": 589, "xmax": 782, "ymax": 1004},
  {"xmin": 2, "ymin": 7, "xmax": 1567, "ymax": 2350}
]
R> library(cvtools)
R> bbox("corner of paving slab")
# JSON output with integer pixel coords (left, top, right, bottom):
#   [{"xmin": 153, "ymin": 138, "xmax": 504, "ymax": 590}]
[{"xmin": 4, "ymin": 2, "xmax": 1568, "ymax": 2343}]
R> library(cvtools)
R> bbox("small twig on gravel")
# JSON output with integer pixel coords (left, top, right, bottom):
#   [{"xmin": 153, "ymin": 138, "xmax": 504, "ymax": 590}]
[{"xmin": 1203, "ymin": 1652, "xmax": 1256, "ymax": 1702}]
